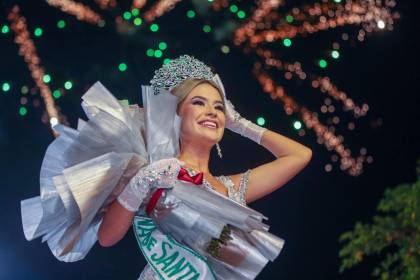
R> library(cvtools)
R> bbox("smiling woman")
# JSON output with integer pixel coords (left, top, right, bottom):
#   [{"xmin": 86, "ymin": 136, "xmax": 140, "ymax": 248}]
[
  {"xmin": 176, "ymin": 81, "xmax": 226, "ymax": 149},
  {"xmin": 100, "ymin": 55, "xmax": 312, "ymax": 279},
  {"xmin": 21, "ymin": 55, "xmax": 311, "ymax": 280}
]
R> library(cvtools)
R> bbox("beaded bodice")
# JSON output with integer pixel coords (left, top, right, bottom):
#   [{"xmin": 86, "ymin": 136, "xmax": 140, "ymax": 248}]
[
  {"xmin": 137, "ymin": 158, "xmax": 252, "ymax": 280},
  {"xmin": 181, "ymin": 164, "xmax": 251, "ymax": 206}
]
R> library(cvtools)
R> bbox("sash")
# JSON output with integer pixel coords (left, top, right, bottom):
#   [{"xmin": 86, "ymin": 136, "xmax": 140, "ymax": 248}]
[{"xmin": 133, "ymin": 215, "xmax": 217, "ymax": 280}]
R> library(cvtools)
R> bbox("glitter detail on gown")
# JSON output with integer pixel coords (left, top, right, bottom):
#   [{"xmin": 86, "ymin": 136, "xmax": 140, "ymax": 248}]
[{"xmin": 138, "ymin": 170, "xmax": 250, "ymax": 280}]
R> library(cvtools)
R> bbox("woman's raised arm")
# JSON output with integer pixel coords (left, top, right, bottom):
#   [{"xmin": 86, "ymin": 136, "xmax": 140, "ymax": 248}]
[{"xmin": 230, "ymin": 129, "xmax": 312, "ymax": 203}]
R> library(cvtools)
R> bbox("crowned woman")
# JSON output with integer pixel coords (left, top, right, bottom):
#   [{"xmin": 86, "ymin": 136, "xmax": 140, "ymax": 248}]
[{"xmin": 21, "ymin": 55, "xmax": 312, "ymax": 279}]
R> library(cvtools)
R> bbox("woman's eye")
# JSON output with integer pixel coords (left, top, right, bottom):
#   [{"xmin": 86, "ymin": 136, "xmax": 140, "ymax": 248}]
[
  {"xmin": 215, "ymin": 106, "xmax": 225, "ymax": 112},
  {"xmin": 192, "ymin": 100, "xmax": 204, "ymax": 106}
]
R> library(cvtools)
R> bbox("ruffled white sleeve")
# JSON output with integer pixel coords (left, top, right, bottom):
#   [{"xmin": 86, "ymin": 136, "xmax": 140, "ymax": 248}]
[{"xmin": 20, "ymin": 81, "xmax": 149, "ymax": 262}]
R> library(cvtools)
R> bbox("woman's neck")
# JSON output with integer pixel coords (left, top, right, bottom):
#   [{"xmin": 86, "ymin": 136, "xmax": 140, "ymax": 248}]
[{"xmin": 177, "ymin": 143, "xmax": 211, "ymax": 174}]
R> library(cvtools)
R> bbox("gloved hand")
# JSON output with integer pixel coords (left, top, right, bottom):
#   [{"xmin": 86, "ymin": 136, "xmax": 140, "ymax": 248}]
[
  {"xmin": 117, "ymin": 158, "xmax": 181, "ymax": 212},
  {"xmin": 212, "ymin": 74, "xmax": 266, "ymax": 144},
  {"xmin": 224, "ymin": 99, "xmax": 267, "ymax": 144}
]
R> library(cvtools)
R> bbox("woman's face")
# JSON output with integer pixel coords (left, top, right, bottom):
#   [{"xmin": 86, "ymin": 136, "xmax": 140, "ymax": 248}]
[{"xmin": 177, "ymin": 82, "xmax": 225, "ymax": 147}]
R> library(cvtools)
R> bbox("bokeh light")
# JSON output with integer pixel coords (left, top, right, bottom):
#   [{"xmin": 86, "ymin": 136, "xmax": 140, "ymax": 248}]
[
  {"xmin": 257, "ymin": 117, "xmax": 266, "ymax": 126},
  {"xmin": 203, "ymin": 25, "xmax": 211, "ymax": 33},
  {"xmin": 237, "ymin": 11, "xmax": 246, "ymax": 19},
  {"xmin": 2, "ymin": 82, "xmax": 11, "ymax": 92},
  {"xmin": 319, "ymin": 59, "xmax": 328, "ymax": 68},
  {"xmin": 21, "ymin": 86, "xmax": 29, "ymax": 94},
  {"xmin": 34, "ymin": 27, "xmax": 43, "ymax": 37},
  {"xmin": 134, "ymin": 18, "xmax": 142, "ymax": 26},
  {"xmin": 131, "ymin": 8, "xmax": 139, "ymax": 16},
  {"xmin": 64, "ymin": 81, "xmax": 73, "ymax": 90},
  {"xmin": 43, "ymin": 74, "xmax": 51, "ymax": 83},
  {"xmin": 57, "ymin": 20, "xmax": 66, "ymax": 29},
  {"xmin": 19, "ymin": 106, "xmax": 28, "ymax": 116},
  {"xmin": 1, "ymin": 24, "xmax": 10, "ymax": 34},
  {"xmin": 154, "ymin": 49, "xmax": 163, "ymax": 58},
  {"xmin": 118, "ymin": 63, "xmax": 127, "ymax": 72},
  {"xmin": 377, "ymin": 20, "xmax": 385, "ymax": 29},
  {"xmin": 158, "ymin": 42, "xmax": 167, "ymax": 50},
  {"xmin": 146, "ymin": 49, "xmax": 154, "ymax": 57},
  {"xmin": 123, "ymin": 11, "xmax": 132, "ymax": 20},
  {"xmin": 293, "ymin": 120, "xmax": 302, "ymax": 130},
  {"xmin": 229, "ymin": 5, "xmax": 238, "ymax": 13},
  {"xmin": 52, "ymin": 89, "xmax": 61, "ymax": 99},
  {"xmin": 150, "ymin": 23, "xmax": 159, "ymax": 32},
  {"xmin": 186, "ymin": 10, "xmax": 195, "ymax": 19},
  {"xmin": 221, "ymin": 45, "xmax": 230, "ymax": 54},
  {"xmin": 283, "ymin": 38, "xmax": 292, "ymax": 47}
]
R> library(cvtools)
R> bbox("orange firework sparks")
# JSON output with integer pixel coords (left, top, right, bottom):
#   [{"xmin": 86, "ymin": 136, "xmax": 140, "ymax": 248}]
[
  {"xmin": 7, "ymin": 5, "xmax": 67, "ymax": 136},
  {"xmin": 46, "ymin": 0, "xmax": 104, "ymax": 26},
  {"xmin": 94, "ymin": 0, "xmax": 117, "ymax": 10},
  {"xmin": 235, "ymin": 0, "xmax": 397, "ymax": 46},
  {"xmin": 131, "ymin": 0, "xmax": 147, "ymax": 9},
  {"xmin": 229, "ymin": 0, "xmax": 398, "ymax": 175},
  {"xmin": 143, "ymin": 0, "xmax": 183, "ymax": 22},
  {"xmin": 259, "ymin": 49, "xmax": 368, "ymax": 118},
  {"xmin": 253, "ymin": 63, "xmax": 366, "ymax": 176}
]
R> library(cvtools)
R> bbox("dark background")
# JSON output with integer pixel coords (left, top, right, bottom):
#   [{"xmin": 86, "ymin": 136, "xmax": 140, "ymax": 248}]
[{"xmin": 0, "ymin": 0, "xmax": 419, "ymax": 279}]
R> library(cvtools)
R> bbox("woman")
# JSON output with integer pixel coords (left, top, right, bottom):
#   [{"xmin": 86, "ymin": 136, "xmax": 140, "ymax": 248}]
[
  {"xmin": 20, "ymin": 55, "xmax": 311, "ymax": 279},
  {"xmin": 99, "ymin": 58, "xmax": 312, "ymax": 278}
]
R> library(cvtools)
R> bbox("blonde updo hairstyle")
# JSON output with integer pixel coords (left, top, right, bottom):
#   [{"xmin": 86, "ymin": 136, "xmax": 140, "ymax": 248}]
[{"xmin": 170, "ymin": 79, "xmax": 225, "ymax": 113}]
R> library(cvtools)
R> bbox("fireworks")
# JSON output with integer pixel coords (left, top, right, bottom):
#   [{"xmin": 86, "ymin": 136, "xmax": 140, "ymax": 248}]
[
  {"xmin": 94, "ymin": 0, "xmax": 117, "ymax": 10},
  {"xmin": 234, "ymin": 0, "xmax": 397, "ymax": 46},
  {"xmin": 7, "ymin": 6, "xmax": 67, "ymax": 135},
  {"xmin": 226, "ymin": 0, "xmax": 398, "ymax": 175},
  {"xmin": 260, "ymin": 50, "xmax": 368, "ymax": 118},
  {"xmin": 143, "ymin": 0, "xmax": 183, "ymax": 22},
  {"xmin": 46, "ymin": 0, "xmax": 103, "ymax": 26},
  {"xmin": 1, "ymin": 0, "xmax": 399, "ymax": 174}
]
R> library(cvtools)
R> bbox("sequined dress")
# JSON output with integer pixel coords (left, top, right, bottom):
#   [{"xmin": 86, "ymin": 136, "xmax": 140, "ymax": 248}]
[{"xmin": 138, "ymin": 166, "xmax": 251, "ymax": 280}]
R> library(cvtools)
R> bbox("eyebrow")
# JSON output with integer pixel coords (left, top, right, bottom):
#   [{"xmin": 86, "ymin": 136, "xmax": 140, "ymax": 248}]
[{"xmin": 191, "ymin": 95, "xmax": 224, "ymax": 106}]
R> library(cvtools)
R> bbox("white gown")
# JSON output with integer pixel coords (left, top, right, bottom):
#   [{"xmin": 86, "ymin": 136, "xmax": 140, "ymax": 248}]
[{"xmin": 20, "ymin": 81, "xmax": 284, "ymax": 279}]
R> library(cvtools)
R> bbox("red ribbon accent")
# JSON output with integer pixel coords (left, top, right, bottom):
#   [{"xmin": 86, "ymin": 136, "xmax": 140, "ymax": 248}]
[
  {"xmin": 177, "ymin": 167, "xmax": 204, "ymax": 185},
  {"xmin": 145, "ymin": 167, "xmax": 203, "ymax": 215}
]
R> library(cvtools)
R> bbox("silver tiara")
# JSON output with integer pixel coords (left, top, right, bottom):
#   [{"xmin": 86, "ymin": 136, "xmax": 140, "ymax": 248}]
[{"xmin": 150, "ymin": 55, "xmax": 215, "ymax": 94}]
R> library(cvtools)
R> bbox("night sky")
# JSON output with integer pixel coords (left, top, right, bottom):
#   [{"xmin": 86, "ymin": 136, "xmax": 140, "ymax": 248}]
[{"xmin": 1, "ymin": 1, "xmax": 419, "ymax": 279}]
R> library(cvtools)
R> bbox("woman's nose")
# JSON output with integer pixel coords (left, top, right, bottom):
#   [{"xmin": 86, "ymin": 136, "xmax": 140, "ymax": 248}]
[{"xmin": 205, "ymin": 104, "xmax": 217, "ymax": 116}]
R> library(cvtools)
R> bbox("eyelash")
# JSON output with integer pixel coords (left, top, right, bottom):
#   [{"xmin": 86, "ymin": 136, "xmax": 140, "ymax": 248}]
[{"xmin": 192, "ymin": 100, "xmax": 225, "ymax": 112}]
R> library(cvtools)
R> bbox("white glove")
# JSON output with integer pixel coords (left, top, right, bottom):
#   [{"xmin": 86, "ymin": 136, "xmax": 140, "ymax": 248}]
[
  {"xmin": 117, "ymin": 158, "xmax": 181, "ymax": 212},
  {"xmin": 224, "ymin": 99, "xmax": 267, "ymax": 144},
  {"xmin": 117, "ymin": 169, "xmax": 152, "ymax": 212},
  {"xmin": 211, "ymin": 74, "xmax": 266, "ymax": 144}
]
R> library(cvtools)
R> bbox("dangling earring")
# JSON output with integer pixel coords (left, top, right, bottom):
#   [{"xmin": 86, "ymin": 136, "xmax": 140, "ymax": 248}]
[{"xmin": 216, "ymin": 143, "xmax": 223, "ymax": 158}]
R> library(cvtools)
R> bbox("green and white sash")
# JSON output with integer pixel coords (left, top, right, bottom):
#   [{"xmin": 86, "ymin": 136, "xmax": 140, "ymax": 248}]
[{"xmin": 133, "ymin": 215, "xmax": 217, "ymax": 280}]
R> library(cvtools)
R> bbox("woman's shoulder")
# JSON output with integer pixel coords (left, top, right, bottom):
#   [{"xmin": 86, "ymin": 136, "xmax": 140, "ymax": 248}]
[
  {"xmin": 216, "ymin": 170, "xmax": 252, "ymax": 206},
  {"xmin": 217, "ymin": 171, "xmax": 248, "ymax": 191}
]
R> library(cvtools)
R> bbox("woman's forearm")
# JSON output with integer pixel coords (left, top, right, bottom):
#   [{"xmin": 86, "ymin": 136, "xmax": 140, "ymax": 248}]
[
  {"xmin": 260, "ymin": 129, "xmax": 312, "ymax": 160},
  {"xmin": 98, "ymin": 200, "xmax": 136, "ymax": 247},
  {"xmin": 244, "ymin": 129, "xmax": 312, "ymax": 202}
]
